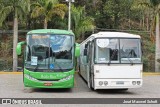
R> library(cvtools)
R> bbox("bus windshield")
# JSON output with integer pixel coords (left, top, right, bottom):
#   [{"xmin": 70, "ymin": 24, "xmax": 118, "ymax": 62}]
[
  {"xmin": 25, "ymin": 34, "xmax": 74, "ymax": 72},
  {"xmin": 95, "ymin": 38, "xmax": 141, "ymax": 64}
]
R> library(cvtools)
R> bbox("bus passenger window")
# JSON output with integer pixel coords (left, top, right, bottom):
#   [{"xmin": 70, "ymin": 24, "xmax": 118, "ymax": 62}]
[{"xmin": 83, "ymin": 48, "xmax": 87, "ymax": 56}]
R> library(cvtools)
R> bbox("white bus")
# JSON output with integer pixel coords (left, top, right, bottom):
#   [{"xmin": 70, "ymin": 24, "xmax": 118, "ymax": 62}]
[{"xmin": 78, "ymin": 32, "xmax": 143, "ymax": 90}]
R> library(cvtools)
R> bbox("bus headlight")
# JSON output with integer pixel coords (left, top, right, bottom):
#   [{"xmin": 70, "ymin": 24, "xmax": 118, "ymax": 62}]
[
  {"xmin": 137, "ymin": 81, "xmax": 141, "ymax": 85},
  {"xmin": 59, "ymin": 75, "xmax": 73, "ymax": 82},
  {"xmin": 132, "ymin": 81, "xmax": 136, "ymax": 85},
  {"xmin": 99, "ymin": 81, "xmax": 103, "ymax": 86},
  {"xmin": 104, "ymin": 81, "xmax": 108, "ymax": 86},
  {"xmin": 24, "ymin": 74, "xmax": 37, "ymax": 81}
]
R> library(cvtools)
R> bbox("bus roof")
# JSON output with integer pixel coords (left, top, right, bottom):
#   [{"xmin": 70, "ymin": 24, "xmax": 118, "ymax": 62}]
[
  {"xmin": 80, "ymin": 32, "xmax": 141, "ymax": 45},
  {"xmin": 93, "ymin": 32, "xmax": 141, "ymax": 38},
  {"xmin": 27, "ymin": 29, "xmax": 74, "ymax": 35}
]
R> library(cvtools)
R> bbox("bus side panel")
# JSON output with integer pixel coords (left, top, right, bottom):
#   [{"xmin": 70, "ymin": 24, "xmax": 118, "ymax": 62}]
[
  {"xmin": 79, "ymin": 37, "xmax": 94, "ymax": 83},
  {"xmin": 79, "ymin": 43, "xmax": 88, "ymax": 81}
]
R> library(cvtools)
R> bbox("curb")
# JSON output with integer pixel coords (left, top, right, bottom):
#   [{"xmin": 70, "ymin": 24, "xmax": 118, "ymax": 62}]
[
  {"xmin": 143, "ymin": 72, "xmax": 160, "ymax": 76},
  {"xmin": 0, "ymin": 72, "xmax": 22, "ymax": 74},
  {"xmin": 0, "ymin": 71, "xmax": 160, "ymax": 76}
]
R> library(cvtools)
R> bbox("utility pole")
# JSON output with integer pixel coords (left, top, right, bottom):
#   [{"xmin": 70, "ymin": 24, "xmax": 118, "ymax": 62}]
[{"xmin": 66, "ymin": 0, "xmax": 74, "ymax": 31}]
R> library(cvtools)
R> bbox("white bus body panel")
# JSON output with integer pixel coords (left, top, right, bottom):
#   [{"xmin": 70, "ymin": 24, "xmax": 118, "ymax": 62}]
[
  {"xmin": 94, "ymin": 64, "xmax": 142, "ymax": 79},
  {"xmin": 93, "ymin": 64, "xmax": 142, "ymax": 89},
  {"xmin": 79, "ymin": 64, "xmax": 89, "ymax": 81}
]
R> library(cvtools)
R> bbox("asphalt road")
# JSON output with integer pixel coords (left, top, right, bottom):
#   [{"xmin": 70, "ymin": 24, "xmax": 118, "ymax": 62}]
[{"xmin": 0, "ymin": 73, "xmax": 160, "ymax": 107}]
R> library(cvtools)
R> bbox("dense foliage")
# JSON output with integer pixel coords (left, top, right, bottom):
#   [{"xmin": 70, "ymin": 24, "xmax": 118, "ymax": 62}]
[{"xmin": 0, "ymin": 0, "xmax": 159, "ymax": 71}]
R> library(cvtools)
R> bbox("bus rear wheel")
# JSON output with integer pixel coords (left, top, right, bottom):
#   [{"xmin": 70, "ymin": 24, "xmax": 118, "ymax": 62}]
[
  {"xmin": 120, "ymin": 88, "xmax": 128, "ymax": 91},
  {"xmin": 116, "ymin": 88, "xmax": 128, "ymax": 91}
]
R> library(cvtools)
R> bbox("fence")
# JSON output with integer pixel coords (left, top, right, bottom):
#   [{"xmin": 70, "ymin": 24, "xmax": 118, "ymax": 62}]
[{"xmin": 143, "ymin": 60, "xmax": 155, "ymax": 72}]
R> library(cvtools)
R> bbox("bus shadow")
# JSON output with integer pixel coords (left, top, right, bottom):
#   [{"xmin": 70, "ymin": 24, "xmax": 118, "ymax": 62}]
[
  {"xmin": 23, "ymin": 88, "xmax": 72, "ymax": 93},
  {"xmin": 95, "ymin": 89, "xmax": 136, "ymax": 95}
]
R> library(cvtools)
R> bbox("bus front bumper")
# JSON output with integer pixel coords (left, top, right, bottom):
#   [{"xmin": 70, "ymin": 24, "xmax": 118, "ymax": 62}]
[
  {"xmin": 23, "ymin": 76, "xmax": 74, "ymax": 88},
  {"xmin": 94, "ymin": 79, "xmax": 142, "ymax": 90}
]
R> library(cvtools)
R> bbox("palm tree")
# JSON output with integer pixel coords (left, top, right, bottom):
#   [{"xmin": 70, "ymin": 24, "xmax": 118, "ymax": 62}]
[
  {"xmin": 31, "ymin": 0, "xmax": 67, "ymax": 29},
  {"xmin": 0, "ymin": 0, "xmax": 30, "ymax": 71},
  {"xmin": 134, "ymin": 0, "xmax": 160, "ymax": 72},
  {"xmin": 155, "ymin": 9, "xmax": 160, "ymax": 72},
  {"xmin": 144, "ymin": 0, "xmax": 160, "ymax": 72},
  {"xmin": 71, "ymin": 5, "xmax": 94, "ymax": 40}
]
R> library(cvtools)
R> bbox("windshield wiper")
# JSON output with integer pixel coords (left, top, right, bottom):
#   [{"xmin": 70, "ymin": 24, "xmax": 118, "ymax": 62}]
[
  {"xmin": 127, "ymin": 57, "xmax": 134, "ymax": 65},
  {"xmin": 33, "ymin": 64, "xmax": 39, "ymax": 72},
  {"xmin": 55, "ymin": 62, "xmax": 64, "ymax": 72},
  {"xmin": 108, "ymin": 49, "xmax": 117, "ymax": 65},
  {"xmin": 126, "ymin": 52, "xmax": 134, "ymax": 65},
  {"xmin": 52, "ymin": 52, "xmax": 64, "ymax": 72}
]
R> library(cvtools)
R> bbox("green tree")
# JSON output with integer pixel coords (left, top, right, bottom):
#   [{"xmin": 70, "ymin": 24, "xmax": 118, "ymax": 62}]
[
  {"xmin": 136, "ymin": 0, "xmax": 160, "ymax": 72},
  {"xmin": 0, "ymin": 0, "xmax": 30, "ymax": 71},
  {"xmin": 71, "ymin": 5, "xmax": 94, "ymax": 40},
  {"xmin": 31, "ymin": 0, "xmax": 67, "ymax": 29}
]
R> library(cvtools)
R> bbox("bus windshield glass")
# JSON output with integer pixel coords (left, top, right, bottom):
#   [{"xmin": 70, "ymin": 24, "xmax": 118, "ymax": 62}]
[
  {"xmin": 95, "ymin": 38, "xmax": 141, "ymax": 64},
  {"xmin": 25, "ymin": 34, "xmax": 74, "ymax": 71}
]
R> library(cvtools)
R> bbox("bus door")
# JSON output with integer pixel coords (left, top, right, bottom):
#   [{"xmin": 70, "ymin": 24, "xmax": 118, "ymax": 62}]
[{"xmin": 86, "ymin": 41, "xmax": 94, "ymax": 88}]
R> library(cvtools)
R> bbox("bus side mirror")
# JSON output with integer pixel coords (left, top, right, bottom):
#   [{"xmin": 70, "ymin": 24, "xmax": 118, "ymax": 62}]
[
  {"xmin": 16, "ymin": 44, "xmax": 22, "ymax": 55},
  {"xmin": 16, "ymin": 41, "xmax": 26, "ymax": 55},
  {"xmin": 141, "ymin": 41, "xmax": 143, "ymax": 55},
  {"xmin": 84, "ymin": 48, "xmax": 87, "ymax": 56},
  {"xmin": 75, "ymin": 43, "xmax": 80, "ymax": 57}
]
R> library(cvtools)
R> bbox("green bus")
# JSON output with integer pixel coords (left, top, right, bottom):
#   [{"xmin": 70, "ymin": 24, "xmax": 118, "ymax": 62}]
[{"xmin": 16, "ymin": 29, "xmax": 80, "ymax": 88}]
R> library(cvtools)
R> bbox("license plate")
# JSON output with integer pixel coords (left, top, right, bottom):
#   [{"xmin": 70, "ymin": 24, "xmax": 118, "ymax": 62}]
[
  {"xmin": 44, "ymin": 83, "xmax": 53, "ymax": 86},
  {"xmin": 116, "ymin": 81, "xmax": 124, "ymax": 85}
]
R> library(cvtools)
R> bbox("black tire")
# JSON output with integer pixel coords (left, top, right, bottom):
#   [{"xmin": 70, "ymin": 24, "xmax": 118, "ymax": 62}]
[
  {"xmin": 78, "ymin": 65, "xmax": 81, "ymax": 76},
  {"xmin": 116, "ymin": 88, "xmax": 128, "ymax": 91},
  {"xmin": 78, "ymin": 65, "xmax": 80, "ymax": 73},
  {"xmin": 121, "ymin": 88, "xmax": 128, "ymax": 91}
]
